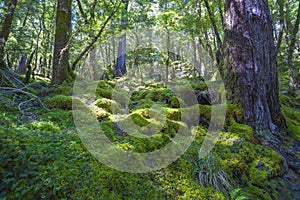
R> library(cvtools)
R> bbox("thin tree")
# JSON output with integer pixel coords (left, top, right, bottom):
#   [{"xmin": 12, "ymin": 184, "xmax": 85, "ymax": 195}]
[
  {"xmin": 224, "ymin": 0, "xmax": 286, "ymax": 139},
  {"xmin": 51, "ymin": 0, "xmax": 72, "ymax": 85},
  {"xmin": 286, "ymin": 2, "xmax": 300, "ymax": 97},
  {"xmin": 115, "ymin": 0, "xmax": 129, "ymax": 77}
]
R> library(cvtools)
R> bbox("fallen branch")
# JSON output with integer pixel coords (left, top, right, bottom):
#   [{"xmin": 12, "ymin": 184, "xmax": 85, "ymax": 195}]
[{"xmin": 0, "ymin": 86, "xmax": 49, "ymax": 112}]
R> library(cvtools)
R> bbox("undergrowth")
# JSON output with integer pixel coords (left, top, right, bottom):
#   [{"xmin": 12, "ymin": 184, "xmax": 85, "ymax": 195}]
[{"xmin": 0, "ymin": 78, "xmax": 299, "ymax": 199}]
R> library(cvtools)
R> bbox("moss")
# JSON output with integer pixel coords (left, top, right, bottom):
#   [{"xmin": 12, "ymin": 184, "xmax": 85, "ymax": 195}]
[
  {"xmin": 228, "ymin": 120, "xmax": 254, "ymax": 141},
  {"xmin": 88, "ymin": 105, "xmax": 111, "ymax": 120},
  {"xmin": 50, "ymin": 83, "xmax": 73, "ymax": 96},
  {"xmin": 129, "ymin": 113, "xmax": 150, "ymax": 126},
  {"xmin": 93, "ymin": 98, "xmax": 121, "ymax": 113},
  {"xmin": 32, "ymin": 121, "xmax": 61, "ymax": 133},
  {"xmin": 281, "ymin": 106, "xmax": 300, "ymax": 139},
  {"xmin": 199, "ymin": 104, "xmax": 212, "ymax": 120},
  {"xmin": 95, "ymin": 80, "xmax": 114, "ymax": 99},
  {"xmin": 226, "ymin": 104, "xmax": 243, "ymax": 122},
  {"xmin": 190, "ymin": 81, "xmax": 208, "ymax": 91},
  {"xmin": 43, "ymin": 95, "xmax": 84, "ymax": 110},
  {"xmin": 248, "ymin": 159, "xmax": 269, "ymax": 184},
  {"xmin": 170, "ymin": 95, "xmax": 180, "ymax": 108},
  {"xmin": 245, "ymin": 185, "xmax": 272, "ymax": 200},
  {"xmin": 165, "ymin": 108, "xmax": 181, "ymax": 121}
]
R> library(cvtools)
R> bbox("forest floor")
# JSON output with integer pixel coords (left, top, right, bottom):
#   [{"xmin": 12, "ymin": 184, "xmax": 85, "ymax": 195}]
[{"xmin": 0, "ymin": 71, "xmax": 299, "ymax": 199}]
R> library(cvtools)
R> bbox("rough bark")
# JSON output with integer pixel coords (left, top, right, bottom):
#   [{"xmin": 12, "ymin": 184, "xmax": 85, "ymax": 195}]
[
  {"xmin": 51, "ymin": 0, "xmax": 72, "ymax": 85},
  {"xmin": 224, "ymin": 0, "xmax": 286, "ymax": 139},
  {"xmin": 0, "ymin": 0, "xmax": 18, "ymax": 68}
]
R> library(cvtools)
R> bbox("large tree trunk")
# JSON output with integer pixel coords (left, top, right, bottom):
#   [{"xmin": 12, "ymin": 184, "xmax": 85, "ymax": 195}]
[
  {"xmin": 224, "ymin": 0, "xmax": 286, "ymax": 140},
  {"xmin": 0, "ymin": 0, "xmax": 18, "ymax": 68},
  {"xmin": 51, "ymin": 0, "xmax": 72, "ymax": 85}
]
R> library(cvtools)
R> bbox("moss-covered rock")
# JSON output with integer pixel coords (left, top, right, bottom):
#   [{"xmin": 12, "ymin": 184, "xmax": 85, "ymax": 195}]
[
  {"xmin": 50, "ymin": 83, "xmax": 73, "ymax": 96},
  {"xmin": 95, "ymin": 80, "xmax": 114, "ymax": 99},
  {"xmin": 43, "ymin": 95, "xmax": 84, "ymax": 110},
  {"xmin": 93, "ymin": 98, "xmax": 121, "ymax": 113}
]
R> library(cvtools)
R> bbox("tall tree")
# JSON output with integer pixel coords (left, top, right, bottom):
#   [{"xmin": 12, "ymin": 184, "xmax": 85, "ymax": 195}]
[
  {"xmin": 224, "ymin": 0, "xmax": 286, "ymax": 139},
  {"xmin": 51, "ymin": 0, "xmax": 72, "ymax": 85},
  {"xmin": 286, "ymin": 2, "xmax": 300, "ymax": 97},
  {"xmin": 115, "ymin": 0, "xmax": 129, "ymax": 77},
  {"xmin": 0, "ymin": 0, "xmax": 18, "ymax": 68}
]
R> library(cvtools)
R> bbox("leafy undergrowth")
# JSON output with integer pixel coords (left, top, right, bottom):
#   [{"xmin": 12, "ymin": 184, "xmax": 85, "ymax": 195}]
[{"xmin": 0, "ymin": 79, "xmax": 299, "ymax": 199}]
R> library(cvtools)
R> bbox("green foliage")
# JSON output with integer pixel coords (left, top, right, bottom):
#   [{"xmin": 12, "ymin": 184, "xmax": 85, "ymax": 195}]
[{"xmin": 280, "ymin": 94, "xmax": 300, "ymax": 139}]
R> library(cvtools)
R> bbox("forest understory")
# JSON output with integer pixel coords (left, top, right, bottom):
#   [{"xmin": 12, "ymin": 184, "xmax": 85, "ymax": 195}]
[
  {"xmin": 0, "ymin": 68, "xmax": 299, "ymax": 199},
  {"xmin": 1, "ymin": 0, "xmax": 300, "ymax": 199}
]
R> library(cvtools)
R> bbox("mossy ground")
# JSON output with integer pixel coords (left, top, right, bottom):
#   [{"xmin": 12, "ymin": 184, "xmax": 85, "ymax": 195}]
[{"xmin": 0, "ymin": 78, "xmax": 299, "ymax": 199}]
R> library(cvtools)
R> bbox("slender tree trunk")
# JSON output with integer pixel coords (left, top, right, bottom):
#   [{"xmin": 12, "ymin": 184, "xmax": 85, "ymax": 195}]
[
  {"xmin": 0, "ymin": 0, "xmax": 18, "ymax": 68},
  {"xmin": 88, "ymin": 48, "xmax": 96, "ymax": 80},
  {"xmin": 23, "ymin": 49, "xmax": 36, "ymax": 84},
  {"xmin": 287, "ymin": 2, "xmax": 300, "ymax": 97},
  {"xmin": 71, "ymin": 4, "xmax": 120, "ymax": 71},
  {"xmin": 18, "ymin": 55, "xmax": 27, "ymax": 74},
  {"xmin": 51, "ymin": 0, "xmax": 72, "ymax": 85},
  {"xmin": 115, "ymin": 0, "xmax": 129, "ymax": 77},
  {"xmin": 224, "ymin": 0, "xmax": 286, "ymax": 139}
]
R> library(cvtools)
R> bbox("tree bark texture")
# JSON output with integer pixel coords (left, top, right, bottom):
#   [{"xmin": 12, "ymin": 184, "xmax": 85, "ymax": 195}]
[
  {"xmin": 0, "ymin": 0, "xmax": 18, "ymax": 68},
  {"xmin": 51, "ymin": 0, "xmax": 72, "ymax": 85},
  {"xmin": 224, "ymin": 0, "xmax": 286, "ymax": 136}
]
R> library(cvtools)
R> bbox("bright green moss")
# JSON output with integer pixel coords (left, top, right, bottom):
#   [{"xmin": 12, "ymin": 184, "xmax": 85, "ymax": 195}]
[
  {"xmin": 43, "ymin": 95, "xmax": 85, "ymax": 110},
  {"xmin": 95, "ymin": 80, "xmax": 114, "ymax": 99},
  {"xmin": 228, "ymin": 120, "xmax": 254, "ymax": 141},
  {"xmin": 190, "ymin": 81, "xmax": 208, "ymax": 91},
  {"xmin": 249, "ymin": 159, "xmax": 269, "ymax": 185},
  {"xmin": 50, "ymin": 83, "xmax": 73, "ymax": 96},
  {"xmin": 129, "ymin": 113, "xmax": 150, "ymax": 126},
  {"xmin": 32, "ymin": 121, "xmax": 61, "ymax": 133},
  {"xmin": 199, "ymin": 104, "xmax": 212, "ymax": 120},
  {"xmin": 93, "ymin": 98, "xmax": 120, "ymax": 113},
  {"xmin": 282, "ymin": 106, "xmax": 300, "ymax": 139},
  {"xmin": 165, "ymin": 108, "xmax": 181, "ymax": 121}
]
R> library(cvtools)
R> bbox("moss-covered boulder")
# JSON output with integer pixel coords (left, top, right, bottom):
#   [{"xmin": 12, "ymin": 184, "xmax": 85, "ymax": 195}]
[{"xmin": 43, "ymin": 95, "xmax": 84, "ymax": 110}]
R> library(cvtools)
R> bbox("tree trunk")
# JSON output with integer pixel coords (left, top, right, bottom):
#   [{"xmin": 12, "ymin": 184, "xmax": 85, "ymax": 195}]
[
  {"xmin": 51, "ymin": 0, "xmax": 72, "ymax": 85},
  {"xmin": 287, "ymin": 2, "xmax": 300, "ymax": 97},
  {"xmin": 0, "ymin": 0, "xmax": 18, "ymax": 68},
  {"xmin": 18, "ymin": 55, "xmax": 27, "ymax": 74},
  {"xmin": 88, "ymin": 48, "xmax": 96, "ymax": 80},
  {"xmin": 23, "ymin": 49, "xmax": 36, "ymax": 84},
  {"xmin": 115, "ymin": 0, "xmax": 129, "ymax": 77},
  {"xmin": 224, "ymin": 0, "xmax": 286, "ymax": 139}
]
